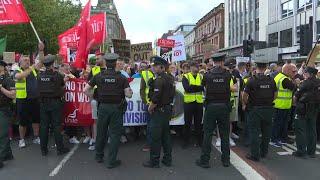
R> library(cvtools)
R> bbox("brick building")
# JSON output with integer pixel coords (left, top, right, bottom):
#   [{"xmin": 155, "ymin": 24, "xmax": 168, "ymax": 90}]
[{"xmin": 193, "ymin": 3, "xmax": 225, "ymax": 62}]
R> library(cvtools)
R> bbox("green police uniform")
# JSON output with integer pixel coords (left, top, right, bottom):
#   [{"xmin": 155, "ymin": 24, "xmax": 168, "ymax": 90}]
[
  {"xmin": 293, "ymin": 67, "xmax": 320, "ymax": 158},
  {"xmin": 0, "ymin": 60, "xmax": 14, "ymax": 169},
  {"xmin": 89, "ymin": 53, "xmax": 130, "ymax": 169},
  {"xmin": 243, "ymin": 61, "xmax": 277, "ymax": 161},
  {"xmin": 143, "ymin": 56, "xmax": 175, "ymax": 168},
  {"xmin": 197, "ymin": 53, "xmax": 232, "ymax": 168},
  {"xmin": 38, "ymin": 55, "xmax": 69, "ymax": 156}
]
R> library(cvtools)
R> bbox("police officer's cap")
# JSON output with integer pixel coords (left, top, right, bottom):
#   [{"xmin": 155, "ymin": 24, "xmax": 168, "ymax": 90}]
[
  {"xmin": 151, "ymin": 56, "xmax": 168, "ymax": 66},
  {"xmin": 211, "ymin": 53, "xmax": 226, "ymax": 62},
  {"xmin": 0, "ymin": 60, "xmax": 7, "ymax": 67},
  {"xmin": 304, "ymin": 66, "xmax": 318, "ymax": 75},
  {"xmin": 103, "ymin": 53, "xmax": 119, "ymax": 62},
  {"xmin": 43, "ymin": 55, "xmax": 56, "ymax": 66}
]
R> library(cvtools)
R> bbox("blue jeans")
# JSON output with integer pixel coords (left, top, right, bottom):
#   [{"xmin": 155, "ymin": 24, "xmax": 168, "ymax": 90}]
[{"xmin": 271, "ymin": 109, "xmax": 291, "ymax": 143}]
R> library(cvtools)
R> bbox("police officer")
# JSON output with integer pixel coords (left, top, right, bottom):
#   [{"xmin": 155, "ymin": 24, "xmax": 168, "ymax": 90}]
[
  {"xmin": 242, "ymin": 60, "xmax": 277, "ymax": 161},
  {"xmin": 196, "ymin": 53, "xmax": 236, "ymax": 168},
  {"xmin": 84, "ymin": 53, "xmax": 133, "ymax": 169},
  {"xmin": 0, "ymin": 60, "xmax": 15, "ymax": 169},
  {"xmin": 182, "ymin": 61, "xmax": 204, "ymax": 148},
  {"xmin": 293, "ymin": 66, "xmax": 320, "ymax": 158},
  {"xmin": 38, "ymin": 55, "xmax": 69, "ymax": 156},
  {"xmin": 143, "ymin": 56, "xmax": 175, "ymax": 168}
]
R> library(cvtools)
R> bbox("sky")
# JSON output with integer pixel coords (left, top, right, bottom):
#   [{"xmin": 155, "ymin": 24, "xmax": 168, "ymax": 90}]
[{"xmin": 81, "ymin": 0, "xmax": 224, "ymax": 44}]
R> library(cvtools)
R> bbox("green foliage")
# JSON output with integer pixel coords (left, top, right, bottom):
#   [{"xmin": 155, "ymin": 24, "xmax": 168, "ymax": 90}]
[{"xmin": 0, "ymin": 0, "xmax": 82, "ymax": 54}]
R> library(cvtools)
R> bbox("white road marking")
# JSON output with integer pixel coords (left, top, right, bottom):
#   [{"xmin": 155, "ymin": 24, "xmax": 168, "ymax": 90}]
[
  {"xmin": 49, "ymin": 144, "xmax": 79, "ymax": 177},
  {"xmin": 212, "ymin": 140, "xmax": 265, "ymax": 180},
  {"xmin": 316, "ymin": 144, "xmax": 320, "ymax": 150}
]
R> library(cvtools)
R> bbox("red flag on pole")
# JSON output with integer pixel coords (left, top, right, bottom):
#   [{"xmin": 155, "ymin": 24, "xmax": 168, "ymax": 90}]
[
  {"xmin": 74, "ymin": 0, "xmax": 91, "ymax": 69},
  {"xmin": 0, "ymin": 0, "xmax": 30, "ymax": 25},
  {"xmin": 87, "ymin": 13, "xmax": 106, "ymax": 50}
]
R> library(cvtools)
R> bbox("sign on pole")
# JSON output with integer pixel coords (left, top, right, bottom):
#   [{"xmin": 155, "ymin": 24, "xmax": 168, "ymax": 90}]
[
  {"xmin": 130, "ymin": 42, "xmax": 152, "ymax": 62},
  {"xmin": 168, "ymin": 35, "xmax": 187, "ymax": 62},
  {"xmin": 157, "ymin": 39, "xmax": 175, "ymax": 63}
]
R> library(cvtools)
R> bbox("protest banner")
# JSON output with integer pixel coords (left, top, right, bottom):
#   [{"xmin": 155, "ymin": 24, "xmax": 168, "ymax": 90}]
[
  {"xmin": 168, "ymin": 35, "xmax": 186, "ymax": 62},
  {"xmin": 112, "ymin": 39, "xmax": 131, "ymax": 60},
  {"xmin": 156, "ymin": 39, "xmax": 175, "ymax": 63},
  {"xmin": 124, "ymin": 78, "xmax": 185, "ymax": 126},
  {"xmin": 3, "ymin": 52, "xmax": 15, "ymax": 64},
  {"xmin": 63, "ymin": 78, "xmax": 185, "ymax": 127},
  {"xmin": 64, "ymin": 78, "xmax": 93, "ymax": 126},
  {"xmin": 130, "ymin": 42, "xmax": 152, "ymax": 62}
]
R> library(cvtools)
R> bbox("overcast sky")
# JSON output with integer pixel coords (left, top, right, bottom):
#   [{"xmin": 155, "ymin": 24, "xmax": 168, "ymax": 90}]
[{"xmin": 81, "ymin": 0, "xmax": 224, "ymax": 44}]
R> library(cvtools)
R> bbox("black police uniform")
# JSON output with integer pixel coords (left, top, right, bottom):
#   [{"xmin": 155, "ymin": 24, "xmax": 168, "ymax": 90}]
[
  {"xmin": 143, "ymin": 56, "xmax": 175, "ymax": 168},
  {"xmin": 0, "ymin": 60, "xmax": 14, "ymax": 168},
  {"xmin": 38, "ymin": 55, "xmax": 69, "ymax": 156},
  {"xmin": 197, "ymin": 53, "xmax": 232, "ymax": 168},
  {"xmin": 293, "ymin": 67, "xmax": 320, "ymax": 158},
  {"xmin": 89, "ymin": 53, "xmax": 130, "ymax": 168},
  {"xmin": 244, "ymin": 70, "xmax": 277, "ymax": 161}
]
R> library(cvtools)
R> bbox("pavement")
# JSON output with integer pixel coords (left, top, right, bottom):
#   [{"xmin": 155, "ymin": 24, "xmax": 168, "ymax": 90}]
[{"xmin": 0, "ymin": 135, "xmax": 320, "ymax": 180}]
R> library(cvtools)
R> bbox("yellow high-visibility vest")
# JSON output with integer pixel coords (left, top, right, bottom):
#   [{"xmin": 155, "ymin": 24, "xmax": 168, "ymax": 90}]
[
  {"xmin": 230, "ymin": 78, "xmax": 236, "ymax": 108},
  {"xmin": 92, "ymin": 66, "xmax": 101, "ymax": 77},
  {"xmin": 274, "ymin": 73, "xmax": 293, "ymax": 109},
  {"xmin": 183, "ymin": 72, "xmax": 204, "ymax": 103},
  {"xmin": 15, "ymin": 67, "xmax": 37, "ymax": 99},
  {"xmin": 141, "ymin": 70, "xmax": 154, "ymax": 104}
]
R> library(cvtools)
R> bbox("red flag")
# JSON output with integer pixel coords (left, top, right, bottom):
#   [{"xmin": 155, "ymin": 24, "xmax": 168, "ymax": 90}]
[
  {"xmin": 74, "ymin": 0, "xmax": 91, "ymax": 69},
  {"xmin": 87, "ymin": 13, "xmax": 106, "ymax": 49},
  {"xmin": 58, "ymin": 26, "xmax": 80, "ymax": 63},
  {"xmin": 0, "ymin": 0, "xmax": 30, "ymax": 25}
]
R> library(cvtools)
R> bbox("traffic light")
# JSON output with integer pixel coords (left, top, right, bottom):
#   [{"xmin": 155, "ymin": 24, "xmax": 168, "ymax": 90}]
[
  {"xmin": 243, "ymin": 40, "xmax": 254, "ymax": 57},
  {"xmin": 300, "ymin": 17, "xmax": 313, "ymax": 56}
]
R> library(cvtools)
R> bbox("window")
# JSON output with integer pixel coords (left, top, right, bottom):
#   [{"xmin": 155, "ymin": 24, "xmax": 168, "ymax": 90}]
[
  {"xmin": 280, "ymin": 29, "xmax": 292, "ymax": 48},
  {"xmin": 317, "ymin": 21, "xmax": 320, "ymax": 39},
  {"xmin": 268, "ymin": 32, "xmax": 278, "ymax": 47},
  {"xmin": 255, "ymin": 18, "xmax": 259, "ymax": 31},
  {"xmin": 255, "ymin": 0, "xmax": 259, "ymax": 9},
  {"xmin": 208, "ymin": 23, "xmax": 211, "ymax": 34},
  {"xmin": 281, "ymin": 0, "xmax": 293, "ymax": 18},
  {"xmin": 298, "ymin": 0, "xmax": 312, "ymax": 10}
]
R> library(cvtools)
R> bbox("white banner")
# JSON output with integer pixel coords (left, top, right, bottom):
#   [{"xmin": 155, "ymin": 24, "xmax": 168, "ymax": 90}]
[
  {"xmin": 123, "ymin": 78, "xmax": 185, "ymax": 126},
  {"xmin": 168, "ymin": 34, "xmax": 187, "ymax": 62}
]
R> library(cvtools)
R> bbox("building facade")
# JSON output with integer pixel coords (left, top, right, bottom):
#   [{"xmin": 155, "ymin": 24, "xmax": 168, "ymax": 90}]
[
  {"xmin": 92, "ymin": 0, "xmax": 126, "ymax": 52},
  {"xmin": 193, "ymin": 3, "xmax": 225, "ymax": 62},
  {"xmin": 254, "ymin": 0, "xmax": 320, "ymax": 63},
  {"xmin": 184, "ymin": 29, "xmax": 196, "ymax": 59},
  {"xmin": 222, "ymin": 0, "xmax": 268, "ymax": 58}
]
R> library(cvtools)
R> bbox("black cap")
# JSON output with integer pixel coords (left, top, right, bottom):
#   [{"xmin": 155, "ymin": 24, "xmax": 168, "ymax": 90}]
[
  {"xmin": 0, "ymin": 60, "xmax": 7, "ymax": 67},
  {"xmin": 304, "ymin": 66, "xmax": 318, "ymax": 75},
  {"xmin": 103, "ymin": 53, "xmax": 119, "ymax": 62},
  {"xmin": 211, "ymin": 53, "xmax": 226, "ymax": 62},
  {"xmin": 151, "ymin": 56, "xmax": 168, "ymax": 66},
  {"xmin": 224, "ymin": 59, "xmax": 236, "ymax": 67},
  {"xmin": 43, "ymin": 55, "xmax": 56, "ymax": 66}
]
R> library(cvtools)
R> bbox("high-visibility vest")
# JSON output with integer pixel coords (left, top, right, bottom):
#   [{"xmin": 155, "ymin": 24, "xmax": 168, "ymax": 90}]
[
  {"xmin": 273, "ymin": 73, "xmax": 293, "ymax": 109},
  {"xmin": 92, "ymin": 66, "xmax": 101, "ymax": 77},
  {"xmin": 15, "ymin": 67, "xmax": 37, "ymax": 99},
  {"xmin": 141, "ymin": 70, "xmax": 154, "ymax": 104},
  {"xmin": 183, "ymin": 72, "xmax": 204, "ymax": 103},
  {"xmin": 230, "ymin": 78, "xmax": 237, "ymax": 108}
]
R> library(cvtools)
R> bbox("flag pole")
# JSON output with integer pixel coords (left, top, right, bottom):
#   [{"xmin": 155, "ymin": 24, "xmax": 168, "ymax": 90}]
[{"xmin": 29, "ymin": 21, "xmax": 41, "ymax": 42}]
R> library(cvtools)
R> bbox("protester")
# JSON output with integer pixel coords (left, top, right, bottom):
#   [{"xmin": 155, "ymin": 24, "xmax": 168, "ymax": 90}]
[{"xmin": 14, "ymin": 43, "xmax": 44, "ymax": 148}]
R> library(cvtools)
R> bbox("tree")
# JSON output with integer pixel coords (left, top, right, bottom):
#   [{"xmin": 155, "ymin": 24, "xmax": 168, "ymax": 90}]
[{"xmin": 0, "ymin": 0, "xmax": 82, "ymax": 54}]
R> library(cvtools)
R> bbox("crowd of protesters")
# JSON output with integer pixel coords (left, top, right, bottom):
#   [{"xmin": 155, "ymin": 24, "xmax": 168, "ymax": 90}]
[{"xmin": 1, "ymin": 44, "xmax": 320, "ymax": 169}]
